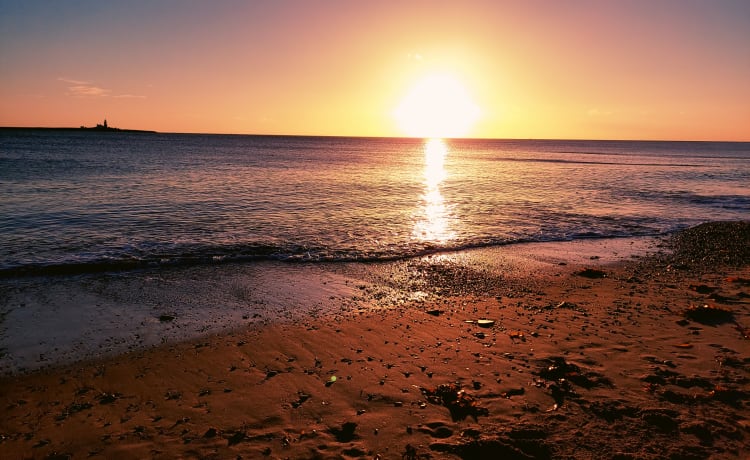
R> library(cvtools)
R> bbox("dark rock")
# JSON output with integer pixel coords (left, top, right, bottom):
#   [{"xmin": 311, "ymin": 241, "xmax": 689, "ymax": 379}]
[
  {"xmin": 641, "ymin": 410, "xmax": 678, "ymax": 432},
  {"xmin": 227, "ymin": 431, "xmax": 245, "ymax": 446},
  {"xmin": 681, "ymin": 421, "xmax": 713, "ymax": 445},
  {"xmin": 342, "ymin": 447, "xmax": 367, "ymax": 457},
  {"xmin": 657, "ymin": 389, "xmax": 692, "ymax": 404},
  {"xmin": 689, "ymin": 284, "xmax": 716, "ymax": 294},
  {"xmin": 576, "ymin": 268, "xmax": 607, "ymax": 279},
  {"xmin": 265, "ymin": 370, "xmax": 279, "ymax": 379},
  {"xmin": 586, "ymin": 401, "xmax": 638, "ymax": 422},
  {"xmin": 682, "ymin": 304, "xmax": 734, "ymax": 324},
  {"xmin": 329, "ymin": 422, "xmax": 358, "ymax": 442},
  {"xmin": 710, "ymin": 386, "xmax": 749, "ymax": 407}
]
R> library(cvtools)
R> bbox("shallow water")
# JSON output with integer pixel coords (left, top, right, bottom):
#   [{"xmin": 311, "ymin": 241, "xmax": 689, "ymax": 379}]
[{"xmin": 1, "ymin": 131, "xmax": 748, "ymax": 275}]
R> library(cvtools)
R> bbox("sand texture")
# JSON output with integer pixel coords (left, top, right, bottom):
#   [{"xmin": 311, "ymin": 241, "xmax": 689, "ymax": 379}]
[{"xmin": 1, "ymin": 222, "xmax": 749, "ymax": 459}]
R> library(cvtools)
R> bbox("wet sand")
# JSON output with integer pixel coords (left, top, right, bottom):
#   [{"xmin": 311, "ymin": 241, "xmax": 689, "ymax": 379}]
[{"xmin": 1, "ymin": 222, "xmax": 748, "ymax": 459}]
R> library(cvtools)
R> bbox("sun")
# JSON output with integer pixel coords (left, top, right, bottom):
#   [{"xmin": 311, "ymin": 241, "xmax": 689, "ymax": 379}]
[{"xmin": 394, "ymin": 74, "xmax": 480, "ymax": 138}]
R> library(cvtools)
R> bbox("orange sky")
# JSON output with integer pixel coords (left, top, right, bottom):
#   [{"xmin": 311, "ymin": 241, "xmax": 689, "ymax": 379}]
[{"xmin": 1, "ymin": 1, "xmax": 749, "ymax": 140}]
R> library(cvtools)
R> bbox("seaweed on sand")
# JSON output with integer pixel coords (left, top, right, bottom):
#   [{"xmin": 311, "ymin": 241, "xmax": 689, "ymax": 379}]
[
  {"xmin": 422, "ymin": 383, "xmax": 489, "ymax": 421},
  {"xmin": 534, "ymin": 357, "xmax": 613, "ymax": 406}
]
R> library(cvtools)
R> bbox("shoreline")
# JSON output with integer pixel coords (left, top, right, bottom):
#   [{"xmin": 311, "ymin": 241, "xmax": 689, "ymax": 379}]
[
  {"xmin": 0, "ymin": 235, "xmax": 662, "ymax": 376},
  {"xmin": 1, "ymin": 222, "xmax": 748, "ymax": 458}
]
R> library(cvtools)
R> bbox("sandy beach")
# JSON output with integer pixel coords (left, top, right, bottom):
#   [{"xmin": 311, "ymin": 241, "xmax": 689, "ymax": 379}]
[{"xmin": 1, "ymin": 222, "xmax": 748, "ymax": 459}]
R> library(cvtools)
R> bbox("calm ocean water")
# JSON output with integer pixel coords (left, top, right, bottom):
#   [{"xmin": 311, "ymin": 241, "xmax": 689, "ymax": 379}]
[{"xmin": 1, "ymin": 130, "xmax": 748, "ymax": 276}]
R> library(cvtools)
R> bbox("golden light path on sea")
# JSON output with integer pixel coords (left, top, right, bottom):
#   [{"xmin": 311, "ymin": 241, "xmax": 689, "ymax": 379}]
[{"xmin": 414, "ymin": 138, "xmax": 454, "ymax": 243}]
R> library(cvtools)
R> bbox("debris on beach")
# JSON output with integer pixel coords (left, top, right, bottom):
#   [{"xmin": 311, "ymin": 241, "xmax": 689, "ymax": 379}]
[
  {"xmin": 643, "ymin": 366, "xmax": 750, "ymax": 408},
  {"xmin": 554, "ymin": 301, "xmax": 577, "ymax": 309},
  {"xmin": 329, "ymin": 421, "xmax": 358, "ymax": 442},
  {"xmin": 98, "ymin": 392, "xmax": 121, "ymax": 404},
  {"xmin": 265, "ymin": 369, "xmax": 279, "ymax": 380},
  {"xmin": 466, "ymin": 318, "xmax": 495, "ymax": 327},
  {"xmin": 669, "ymin": 221, "xmax": 750, "ymax": 268},
  {"xmin": 291, "ymin": 392, "xmax": 311, "ymax": 408},
  {"xmin": 534, "ymin": 357, "xmax": 612, "ymax": 406},
  {"xmin": 689, "ymin": 284, "xmax": 716, "ymax": 294},
  {"xmin": 682, "ymin": 304, "xmax": 734, "ymax": 324},
  {"xmin": 56, "ymin": 401, "xmax": 93, "ymax": 421},
  {"xmin": 508, "ymin": 330, "xmax": 525, "ymax": 340},
  {"xmin": 421, "ymin": 383, "xmax": 489, "ymax": 421},
  {"xmin": 576, "ymin": 268, "xmax": 607, "ymax": 279},
  {"xmin": 226, "ymin": 430, "xmax": 246, "ymax": 446},
  {"xmin": 402, "ymin": 444, "xmax": 419, "ymax": 460},
  {"xmin": 537, "ymin": 357, "xmax": 612, "ymax": 389}
]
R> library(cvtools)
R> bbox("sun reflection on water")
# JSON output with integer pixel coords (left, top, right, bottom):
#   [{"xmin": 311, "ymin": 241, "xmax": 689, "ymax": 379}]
[{"xmin": 413, "ymin": 139, "xmax": 455, "ymax": 243}]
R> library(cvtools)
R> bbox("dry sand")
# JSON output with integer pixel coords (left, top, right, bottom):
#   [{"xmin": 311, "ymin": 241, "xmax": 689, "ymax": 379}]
[{"xmin": 1, "ymin": 222, "xmax": 748, "ymax": 459}]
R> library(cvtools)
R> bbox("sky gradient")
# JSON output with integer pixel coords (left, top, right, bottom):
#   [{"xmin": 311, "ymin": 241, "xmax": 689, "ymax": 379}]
[{"xmin": 1, "ymin": 0, "xmax": 749, "ymax": 140}]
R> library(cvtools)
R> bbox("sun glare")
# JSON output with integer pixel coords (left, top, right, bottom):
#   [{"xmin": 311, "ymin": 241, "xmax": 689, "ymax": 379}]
[{"xmin": 394, "ymin": 74, "xmax": 480, "ymax": 138}]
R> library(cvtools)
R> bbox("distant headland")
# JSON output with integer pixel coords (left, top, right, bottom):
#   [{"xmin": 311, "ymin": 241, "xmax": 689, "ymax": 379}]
[{"xmin": 0, "ymin": 119, "xmax": 156, "ymax": 133}]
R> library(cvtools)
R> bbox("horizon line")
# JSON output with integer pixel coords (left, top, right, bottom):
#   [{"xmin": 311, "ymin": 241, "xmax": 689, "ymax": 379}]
[{"xmin": 1, "ymin": 126, "xmax": 748, "ymax": 143}]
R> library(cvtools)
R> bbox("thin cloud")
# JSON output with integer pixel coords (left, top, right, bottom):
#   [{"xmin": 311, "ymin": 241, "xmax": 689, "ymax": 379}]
[
  {"xmin": 57, "ymin": 78, "xmax": 145, "ymax": 98},
  {"xmin": 58, "ymin": 78, "xmax": 110, "ymax": 97},
  {"xmin": 113, "ymin": 94, "xmax": 146, "ymax": 99}
]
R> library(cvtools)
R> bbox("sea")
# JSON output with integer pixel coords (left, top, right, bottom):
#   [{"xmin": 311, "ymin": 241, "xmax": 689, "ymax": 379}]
[{"xmin": 1, "ymin": 130, "xmax": 749, "ymax": 277}]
